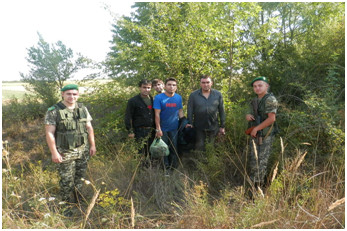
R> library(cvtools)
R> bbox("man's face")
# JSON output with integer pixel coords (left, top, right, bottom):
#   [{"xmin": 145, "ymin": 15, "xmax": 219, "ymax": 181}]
[
  {"xmin": 200, "ymin": 77, "xmax": 213, "ymax": 91},
  {"xmin": 140, "ymin": 84, "xmax": 152, "ymax": 97},
  {"xmin": 165, "ymin": 81, "xmax": 177, "ymax": 94},
  {"xmin": 252, "ymin": 80, "xmax": 269, "ymax": 96},
  {"xmin": 62, "ymin": 89, "xmax": 79, "ymax": 105},
  {"xmin": 153, "ymin": 82, "xmax": 164, "ymax": 93}
]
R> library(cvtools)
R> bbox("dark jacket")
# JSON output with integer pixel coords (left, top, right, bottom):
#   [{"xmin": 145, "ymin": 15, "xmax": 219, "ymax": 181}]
[
  {"xmin": 125, "ymin": 94, "xmax": 155, "ymax": 133},
  {"xmin": 187, "ymin": 89, "xmax": 226, "ymax": 131}
]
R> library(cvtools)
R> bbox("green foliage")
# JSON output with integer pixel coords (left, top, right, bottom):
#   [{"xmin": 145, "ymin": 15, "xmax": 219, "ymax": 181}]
[
  {"xmin": 107, "ymin": 2, "xmax": 344, "ymax": 105},
  {"xmin": 2, "ymin": 94, "xmax": 46, "ymax": 123},
  {"xmin": 80, "ymin": 80, "xmax": 136, "ymax": 155},
  {"xmin": 107, "ymin": 2, "xmax": 261, "ymax": 96},
  {"xmin": 20, "ymin": 33, "xmax": 92, "ymax": 106},
  {"xmin": 97, "ymin": 188, "xmax": 131, "ymax": 221}
]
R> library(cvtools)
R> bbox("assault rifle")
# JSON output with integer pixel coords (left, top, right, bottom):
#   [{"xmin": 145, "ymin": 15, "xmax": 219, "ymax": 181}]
[
  {"xmin": 245, "ymin": 96, "xmax": 264, "ymax": 145},
  {"xmin": 245, "ymin": 115, "xmax": 263, "ymax": 145}
]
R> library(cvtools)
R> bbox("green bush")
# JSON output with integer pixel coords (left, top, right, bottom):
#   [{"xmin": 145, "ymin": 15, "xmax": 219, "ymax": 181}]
[{"xmin": 2, "ymin": 95, "xmax": 46, "ymax": 124}]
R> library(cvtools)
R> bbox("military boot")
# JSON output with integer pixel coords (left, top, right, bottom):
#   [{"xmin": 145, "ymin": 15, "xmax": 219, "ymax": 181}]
[{"xmin": 73, "ymin": 190, "xmax": 84, "ymax": 204}]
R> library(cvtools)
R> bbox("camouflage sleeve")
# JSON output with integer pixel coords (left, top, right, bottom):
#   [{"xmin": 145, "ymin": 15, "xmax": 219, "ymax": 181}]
[
  {"xmin": 44, "ymin": 109, "xmax": 58, "ymax": 125},
  {"xmin": 84, "ymin": 107, "xmax": 93, "ymax": 122},
  {"xmin": 265, "ymin": 95, "xmax": 278, "ymax": 114}
]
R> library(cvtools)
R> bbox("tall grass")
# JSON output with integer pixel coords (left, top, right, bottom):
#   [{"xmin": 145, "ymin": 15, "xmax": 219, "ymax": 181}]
[{"xmin": 2, "ymin": 120, "xmax": 344, "ymax": 228}]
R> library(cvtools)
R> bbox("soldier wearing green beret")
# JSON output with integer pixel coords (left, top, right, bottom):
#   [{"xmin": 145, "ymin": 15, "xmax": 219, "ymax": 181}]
[
  {"xmin": 245, "ymin": 76, "xmax": 278, "ymax": 192},
  {"xmin": 44, "ymin": 84, "xmax": 96, "ymax": 216}
]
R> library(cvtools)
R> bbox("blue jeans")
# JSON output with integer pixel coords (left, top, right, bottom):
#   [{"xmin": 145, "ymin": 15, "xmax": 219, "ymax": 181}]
[{"xmin": 161, "ymin": 130, "xmax": 178, "ymax": 169}]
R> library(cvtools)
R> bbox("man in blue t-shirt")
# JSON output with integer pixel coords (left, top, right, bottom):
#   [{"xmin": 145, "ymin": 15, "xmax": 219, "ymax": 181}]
[{"xmin": 153, "ymin": 77, "xmax": 184, "ymax": 173}]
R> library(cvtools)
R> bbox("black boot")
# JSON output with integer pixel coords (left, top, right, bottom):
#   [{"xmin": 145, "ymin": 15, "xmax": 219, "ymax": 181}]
[{"xmin": 73, "ymin": 190, "xmax": 84, "ymax": 204}]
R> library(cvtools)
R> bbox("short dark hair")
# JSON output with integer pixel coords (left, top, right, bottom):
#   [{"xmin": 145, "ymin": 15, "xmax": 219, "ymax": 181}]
[
  {"xmin": 152, "ymin": 79, "xmax": 164, "ymax": 87},
  {"xmin": 165, "ymin": 77, "xmax": 178, "ymax": 85},
  {"xmin": 138, "ymin": 79, "xmax": 152, "ymax": 87},
  {"xmin": 200, "ymin": 74, "xmax": 212, "ymax": 82}
]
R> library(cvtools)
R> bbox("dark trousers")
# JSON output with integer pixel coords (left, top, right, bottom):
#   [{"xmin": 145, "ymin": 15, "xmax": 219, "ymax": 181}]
[
  {"xmin": 195, "ymin": 128, "xmax": 219, "ymax": 151},
  {"xmin": 134, "ymin": 127, "xmax": 155, "ymax": 156},
  {"xmin": 161, "ymin": 130, "xmax": 179, "ymax": 169}
]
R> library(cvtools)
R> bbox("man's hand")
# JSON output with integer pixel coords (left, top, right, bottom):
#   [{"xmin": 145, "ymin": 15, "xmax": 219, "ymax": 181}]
[
  {"xmin": 185, "ymin": 124, "xmax": 193, "ymax": 128},
  {"xmin": 250, "ymin": 127, "xmax": 259, "ymax": 138},
  {"xmin": 52, "ymin": 152, "xmax": 63, "ymax": 163},
  {"xmin": 156, "ymin": 130, "xmax": 163, "ymax": 138},
  {"xmin": 219, "ymin": 127, "xmax": 225, "ymax": 135},
  {"xmin": 246, "ymin": 114, "xmax": 255, "ymax": 121},
  {"xmin": 89, "ymin": 145, "xmax": 96, "ymax": 156}
]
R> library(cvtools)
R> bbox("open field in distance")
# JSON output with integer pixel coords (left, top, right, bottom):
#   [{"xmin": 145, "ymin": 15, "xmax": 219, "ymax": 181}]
[{"xmin": 2, "ymin": 80, "xmax": 112, "ymax": 103}]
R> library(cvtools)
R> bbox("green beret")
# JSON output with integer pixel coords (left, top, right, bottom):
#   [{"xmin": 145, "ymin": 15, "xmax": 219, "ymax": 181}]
[
  {"xmin": 251, "ymin": 76, "xmax": 269, "ymax": 86},
  {"xmin": 61, "ymin": 84, "xmax": 79, "ymax": 92}
]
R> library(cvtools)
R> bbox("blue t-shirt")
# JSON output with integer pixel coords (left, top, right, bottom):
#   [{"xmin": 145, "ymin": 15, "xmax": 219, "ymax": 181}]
[{"xmin": 153, "ymin": 93, "xmax": 183, "ymax": 131}]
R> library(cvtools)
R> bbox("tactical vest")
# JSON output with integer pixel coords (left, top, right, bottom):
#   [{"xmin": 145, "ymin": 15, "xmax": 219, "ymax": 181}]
[
  {"xmin": 252, "ymin": 93, "xmax": 278, "ymax": 136},
  {"xmin": 54, "ymin": 102, "xmax": 89, "ymax": 150}
]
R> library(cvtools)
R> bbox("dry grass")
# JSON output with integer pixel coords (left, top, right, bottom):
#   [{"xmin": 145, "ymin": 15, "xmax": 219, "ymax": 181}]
[{"xmin": 2, "ymin": 118, "xmax": 345, "ymax": 229}]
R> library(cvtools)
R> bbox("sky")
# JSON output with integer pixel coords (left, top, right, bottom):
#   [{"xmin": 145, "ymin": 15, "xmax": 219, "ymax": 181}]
[{"xmin": 0, "ymin": 0, "xmax": 136, "ymax": 81}]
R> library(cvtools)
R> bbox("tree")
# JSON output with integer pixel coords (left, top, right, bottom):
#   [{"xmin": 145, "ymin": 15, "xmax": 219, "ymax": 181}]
[
  {"xmin": 107, "ymin": 2, "xmax": 260, "ymax": 99},
  {"xmin": 20, "ymin": 33, "xmax": 90, "ymax": 106}
]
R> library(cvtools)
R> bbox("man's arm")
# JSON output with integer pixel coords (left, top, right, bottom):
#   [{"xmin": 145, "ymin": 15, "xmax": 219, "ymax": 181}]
[
  {"xmin": 186, "ymin": 94, "xmax": 193, "ymax": 127},
  {"xmin": 154, "ymin": 109, "xmax": 163, "ymax": 138},
  {"xmin": 125, "ymin": 99, "xmax": 135, "ymax": 138},
  {"xmin": 250, "ymin": 112, "xmax": 276, "ymax": 138},
  {"xmin": 45, "ymin": 125, "xmax": 63, "ymax": 163},
  {"xmin": 178, "ymin": 109, "xmax": 184, "ymax": 119},
  {"xmin": 86, "ymin": 121, "xmax": 96, "ymax": 156},
  {"xmin": 219, "ymin": 93, "xmax": 226, "ymax": 134}
]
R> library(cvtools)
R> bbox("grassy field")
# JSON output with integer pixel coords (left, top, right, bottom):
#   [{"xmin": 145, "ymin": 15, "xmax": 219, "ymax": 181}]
[
  {"xmin": 2, "ymin": 82, "xmax": 30, "ymax": 101},
  {"xmin": 2, "ymin": 80, "xmax": 112, "ymax": 103}
]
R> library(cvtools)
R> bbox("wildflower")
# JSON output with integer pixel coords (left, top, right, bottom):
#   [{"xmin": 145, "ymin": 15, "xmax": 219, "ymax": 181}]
[
  {"xmin": 59, "ymin": 201, "xmax": 66, "ymax": 205},
  {"xmin": 44, "ymin": 213, "xmax": 51, "ymax": 218},
  {"xmin": 101, "ymin": 182, "xmax": 106, "ymax": 185},
  {"xmin": 48, "ymin": 197, "xmax": 56, "ymax": 201},
  {"xmin": 38, "ymin": 198, "xmax": 46, "ymax": 202},
  {"xmin": 2, "ymin": 169, "xmax": 8, "ymax": 173},
  {"xmin": 84, "ymin": 180, "xmax": 91, "ymax": 185},
  {"xmin": 10, "ymin": 191, "xmax": 22, "ymax": 198}
]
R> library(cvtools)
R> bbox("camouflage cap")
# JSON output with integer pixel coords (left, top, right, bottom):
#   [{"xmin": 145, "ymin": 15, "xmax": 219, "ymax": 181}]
[
  {"xmin": 61, "ymin": 84, "xmax": 79, "ymax": 92},
  {"xmin": 251, "ymin": 76, "xmax": 269, "ymax": 86}
]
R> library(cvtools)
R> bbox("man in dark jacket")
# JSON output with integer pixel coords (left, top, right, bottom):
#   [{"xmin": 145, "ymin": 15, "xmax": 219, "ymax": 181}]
[
  {"xmin": 186, "ymin": 75, "xmax": 226, "ymax": 151},
  {"xmin": 125, "ymin": 79, "xmax": 155, "ymax": 156}
]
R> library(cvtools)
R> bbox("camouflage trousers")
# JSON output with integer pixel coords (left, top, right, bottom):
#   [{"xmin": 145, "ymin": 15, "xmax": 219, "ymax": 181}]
[
  {"xmin": 248, "ymin": 135, "xmax": 274, "ymax": 184},
  {"xmin": 57, "ymin": 146, "xmax": 90, "ymax": 202}
]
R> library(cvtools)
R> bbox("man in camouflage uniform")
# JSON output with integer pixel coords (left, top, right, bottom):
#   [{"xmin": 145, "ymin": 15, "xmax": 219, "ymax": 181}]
[
  {"xmin": 245, "ymin": 76, "xmax": 278, "ymax": 189},
  {"xmin": 45, "ymin": 84, "xmax": 96, "ymax": 214}
]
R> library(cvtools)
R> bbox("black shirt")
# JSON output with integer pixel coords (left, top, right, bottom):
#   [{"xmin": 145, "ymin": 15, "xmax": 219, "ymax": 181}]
[
  {"xmin": 125, "ymin": 94, "xmax": 155, "ymax": 133},
  {"xmin": 187, "ymin": 89, "xmax": 226, "ymax": 131}
]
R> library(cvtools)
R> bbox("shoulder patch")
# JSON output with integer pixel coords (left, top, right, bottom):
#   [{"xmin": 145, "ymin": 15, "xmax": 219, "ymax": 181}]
[{"xmin": 48, "ymin": 106, "xmax": 56, "ymax": 111}]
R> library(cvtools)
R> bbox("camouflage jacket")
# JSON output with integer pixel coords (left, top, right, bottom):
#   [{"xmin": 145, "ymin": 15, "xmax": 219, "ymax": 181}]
[
  {"xmin": 249, "ymin": 93, "xmax": 278, "ymax": 136},
  {"xmin": 45, "ymin": 101, "xmax": 92, "ymax": 161}
]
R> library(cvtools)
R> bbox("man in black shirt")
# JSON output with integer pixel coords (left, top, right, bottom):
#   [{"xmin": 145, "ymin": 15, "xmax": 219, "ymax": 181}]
[
  {"xmin": 125, "ymin": 79, "xmax": 155, "ymax": 156},
  {"xmin": 186, "ymin": 75, "xmax": 226, "ymax": 151}
]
